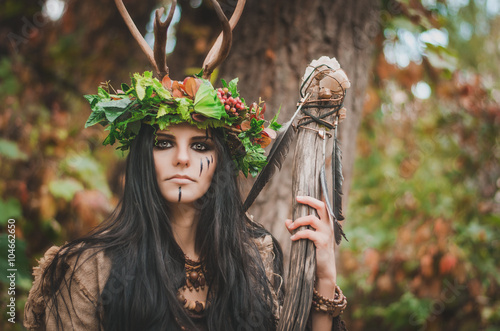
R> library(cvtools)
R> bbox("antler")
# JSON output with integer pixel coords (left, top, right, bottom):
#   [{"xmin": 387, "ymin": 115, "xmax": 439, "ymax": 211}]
[
  {"xmin": 202, "ymin": 0, "xmax": 246, "ymax": 79},
  {"xmin": 154, "ymin": 0, "xmax": 177, "ymax": 78},
  {"xmin": 114, "ymin": 0, "xmax": 176, "ymax": 79}
]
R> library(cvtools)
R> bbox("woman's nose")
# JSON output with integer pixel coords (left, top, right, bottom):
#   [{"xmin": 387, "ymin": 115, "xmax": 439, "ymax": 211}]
[{"xmin": 173, "ymin": 145, "xmax": 190, "ymax": 167}]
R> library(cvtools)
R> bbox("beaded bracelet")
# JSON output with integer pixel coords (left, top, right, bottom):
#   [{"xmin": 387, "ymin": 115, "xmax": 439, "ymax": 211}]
[{"xmin": 311, "ymin": 285, "xmax": 347, "ymax": 317}]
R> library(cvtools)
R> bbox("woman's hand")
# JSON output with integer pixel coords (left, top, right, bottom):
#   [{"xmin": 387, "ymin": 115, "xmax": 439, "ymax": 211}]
[
  {"xmin": 285, "ymin": 195, "xmax": 340, "ymax": 329},
  {"xmin": 285, "ymin": 195, "xmax": 337, "ymax": 285}
]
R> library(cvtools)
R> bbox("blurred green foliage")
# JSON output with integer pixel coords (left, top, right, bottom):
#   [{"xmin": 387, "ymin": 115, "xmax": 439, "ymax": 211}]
[{"xmin": 342, "ymin": 0, "xmax": 500, "ymax": 329}]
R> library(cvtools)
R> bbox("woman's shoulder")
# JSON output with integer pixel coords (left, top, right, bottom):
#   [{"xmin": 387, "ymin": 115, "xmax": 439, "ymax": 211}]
[
  {"xmin": 24, "ymin": 246, "xmax": 62, "ymax": 330},
  {"xmin": 24, "ymin": 243, "xmax": 111, "ymax": 330}
]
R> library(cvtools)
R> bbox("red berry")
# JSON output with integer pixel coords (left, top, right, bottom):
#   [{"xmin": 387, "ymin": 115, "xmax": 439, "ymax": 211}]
[
  {"xmin": 225, "ymin": 105, "xmax": 230, "ymax": 111},
  {"xmin": 228, "ymin": 97, "xmax": 234, "ymax": 104},
  {"xmin": 223, "ymin": 88, "xmax": 229, "ymax": 94},
  {"xmin": 231, "ymin": 107, "xmax": 236, "ymax": 113}
]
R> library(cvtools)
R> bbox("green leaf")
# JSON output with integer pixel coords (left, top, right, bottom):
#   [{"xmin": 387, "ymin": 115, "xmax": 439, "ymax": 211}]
[
  {"xmin": 270, "ymin": 106, "xmax": 282, "ymax": 131},
  {"xmin": 48, "ymin": 178, "xmax": 84, "ymax": 201},
  {"xmin": 85, "ymin": 109, "xmax": 106, "ymax": 128},
  {"xmin": 0, "ymin": 139, "xmax": 28, "ymax": 161},
  {"xmin": 97, "ymin": 98, "xmax": 131, "ymax": 110},
  {"xmin": 128, "ymin": 120, "xmax": 141, "ymax": 135},
  {"xmin": 194, "ymin": 81, "xmax": 225, "ymax": 119},
  {"xmin": 194, "ymin": 68, "xmax": 204, "ymax": 78},
  {"xmin": 156, "ymin": 114, "xmax": 185, "ymax": 130},
  {"xmin": 227, "ymin": 78, "xmax": 239, "ymax": 98},
  {"xmin": 153, "ymin": 79, "xmax": 172, "ymax": 99},
  {"xmin": 0, "ymin": 198, "xmax": 22, "ymax": 224},
  {"xmin": 97, "ymin": 98, "xmax": 132, "ymax": 122},
  {"xmin": 178, "ymin": 98, "xmax": 192, "ymax": 121},
  {"xmin": 135, "ymin": 83, "xmax": 146, "ymax": 100},
  {"xmin": 133, "ymin": 71, "xmax": 156, "ymax": 100},
  {"xmin": 157, "ymin": 104, "xmax": 169, "ymax": 118},
  {"xmin": 221, "ymin": 79, "xmax": 228, "ymax": 88},
  {"xmin": 103, "ymin": 132, "xmax": 116, "ymax": 145},
  {"xmin": 121, "ymin": 83, "xmax": 131, "ymax": 93},
  {"xmin": 84, "ymin": 94, "xmax": 100, "ymax": 107},
  {"xmin": 241, "ymin": 118, "xmax": 264, "ymax": 137},
  {"xmin": 133, "ymin": 72, "xmax": 148, "ymax": 100},
  {"xmin": 145, "ymin": 85, "xmax": 153, "ymax": 99},
  {"xmin": 97, "ymin": 87, "xmax": 109, "ymax": 99}
]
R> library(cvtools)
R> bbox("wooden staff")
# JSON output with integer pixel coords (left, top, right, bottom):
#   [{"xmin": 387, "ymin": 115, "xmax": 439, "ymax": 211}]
[{"xmin": 277, "ymin": 82, "xmax": 339, "ymax": 330}]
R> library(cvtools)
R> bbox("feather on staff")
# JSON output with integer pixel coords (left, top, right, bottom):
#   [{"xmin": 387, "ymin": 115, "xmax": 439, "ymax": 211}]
[
  {"xmin": 332, "ymin": 117, "xmax": 348, "ymax": 243},
  {"xmin": 332, "ymin": 134, "xmax": 344, "ymax": 221},
  {"xmin": 243, "ymin": 93, "xmax": 311, "ymax": 211},
  {"xmin": 319, "ymin": 123, "xmax": 347, "ymax": 245}
]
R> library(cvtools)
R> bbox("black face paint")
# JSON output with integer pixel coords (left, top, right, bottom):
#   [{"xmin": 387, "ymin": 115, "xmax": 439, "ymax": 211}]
[
  {"xmin": 178, "ymin": 187, "xmax": 182, "ymax": 202},
  {"xmin": 211, "ymin": 155, "xmax": 213, "ymax": 164},
  {"xmin": 199, "ymin": 158, "xmax": 203, "ymax": 177},
  {"xmin": 206, "ymin": 156, "xmax": 210, "ymax": 170}
]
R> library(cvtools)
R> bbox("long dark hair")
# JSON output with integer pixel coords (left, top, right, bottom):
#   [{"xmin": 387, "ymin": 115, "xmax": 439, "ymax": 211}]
[{"xmin": 42, "ymin": 124, "xmax": 284, "ymax": 330}]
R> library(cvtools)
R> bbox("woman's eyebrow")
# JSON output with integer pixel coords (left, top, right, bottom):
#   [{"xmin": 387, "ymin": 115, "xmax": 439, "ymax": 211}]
[
  {"xmin": 156, "ymin": 133, "xmax": 212, "ymax": 141},
  {"xmin": 191, "ymin": 136, "xmax": 213, "ymax": 141},
  {"xmin": 156, "ymin": 133, "xmax": 175, "ymax": 139}
]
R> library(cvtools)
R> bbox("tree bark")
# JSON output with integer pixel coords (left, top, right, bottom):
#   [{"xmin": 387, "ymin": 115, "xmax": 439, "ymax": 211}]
[{"xmin": 219, "ymin": 0, "xmax": 380, "ymax": 264}]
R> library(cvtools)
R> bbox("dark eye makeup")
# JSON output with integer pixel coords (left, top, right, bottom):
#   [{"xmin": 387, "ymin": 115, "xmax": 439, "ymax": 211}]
[
  {"xmin": 154, "ymin": 139, "xmax": 173, "ymax": 150},
  {"xmin": 192, "ymin": 142, "xmax": 210, "ymax": 151},
  {"xmin": 154, "ymin": 138, "xmax": 213, "ymax": 152}
]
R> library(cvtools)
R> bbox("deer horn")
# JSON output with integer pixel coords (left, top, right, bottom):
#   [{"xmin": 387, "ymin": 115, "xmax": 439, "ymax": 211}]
[
  {"xmin": 114, "ymin": 0, "xmax": 176, "ymax": 79},
  {"xmin": 154, "ymin": 0, "xmax": 177, "ymax": 78},
  {"xmin": 202, "ymin": 0, "xmax": 246, "ymax": 79}
]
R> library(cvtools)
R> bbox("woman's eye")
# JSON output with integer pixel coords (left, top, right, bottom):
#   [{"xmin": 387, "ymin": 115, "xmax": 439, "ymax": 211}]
[
  {"xmin": 192, "ymin": 143, "xmax": 208, "ymax": 151},
  {"xmin": 155, "ymin": 140, "xmax": 172, "ymax": 149}
]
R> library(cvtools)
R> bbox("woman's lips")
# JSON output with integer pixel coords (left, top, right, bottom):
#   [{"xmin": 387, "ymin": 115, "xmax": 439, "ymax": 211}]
[{"xmin": 166, "ymin": 175, "xmax": 196, "ymax": 184}]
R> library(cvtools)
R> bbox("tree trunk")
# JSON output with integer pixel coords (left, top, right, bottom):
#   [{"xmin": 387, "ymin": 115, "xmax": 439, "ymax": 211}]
[{"xmin": 219, "ymin": 0, "xmax": 380, "ymax": 264}]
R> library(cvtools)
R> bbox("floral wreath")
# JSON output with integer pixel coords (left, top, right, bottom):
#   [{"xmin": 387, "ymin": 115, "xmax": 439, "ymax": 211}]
[{"xmin": 85, "ymin": 71, "xmax": 281, "ymax": 177}]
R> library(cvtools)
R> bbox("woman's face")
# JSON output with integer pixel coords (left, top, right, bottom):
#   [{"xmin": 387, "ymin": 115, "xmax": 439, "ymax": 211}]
[{"xmin": 153, "ymin": 123, "xmax": 217, "ymax": 205}]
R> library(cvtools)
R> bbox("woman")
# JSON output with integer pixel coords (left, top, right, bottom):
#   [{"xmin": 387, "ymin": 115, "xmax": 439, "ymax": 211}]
[{"xmin": 24, "ymin": 75, "xmax": 346, "ymax": 330}]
